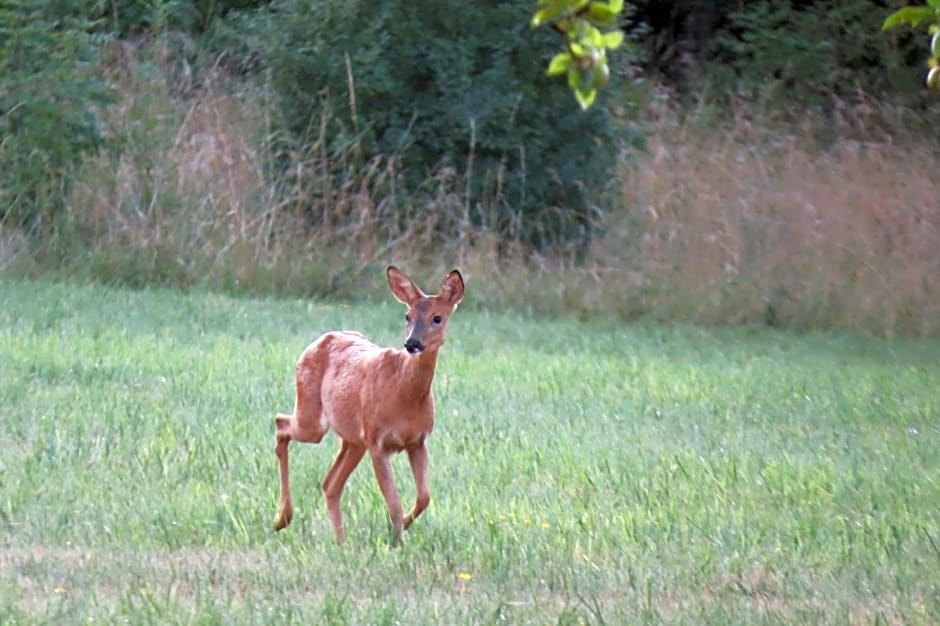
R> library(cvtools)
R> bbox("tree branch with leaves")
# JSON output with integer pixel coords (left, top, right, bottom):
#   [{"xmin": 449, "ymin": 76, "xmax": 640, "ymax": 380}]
[
  {"xmin": 883, "ymin": 0, "xmax": 940, "ymax": 89},
  {"xmin": 531, "ymin": 0, "xmax": 626, "ymax": 109}
]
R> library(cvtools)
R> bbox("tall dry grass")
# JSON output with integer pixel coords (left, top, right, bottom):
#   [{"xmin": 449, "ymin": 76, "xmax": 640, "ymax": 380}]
[
  {"xmin": 590, "ymin": 95, "xmax": 940, "ymax": 336},
  {"xmin": 3, "ymin": 43, "xmax": 939, "ymax": 336},
  {"xmin": 15, "ymin": 41, "xmax": 507, "ymax": 298}
]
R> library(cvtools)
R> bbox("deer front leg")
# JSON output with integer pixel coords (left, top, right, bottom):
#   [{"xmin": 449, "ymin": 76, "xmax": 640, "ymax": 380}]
[
  {"xmin": 370, "ymin": 449, "xmax": 405, "ymax": 545},
  {"xmin": 403, "ymin": 441, "xmax": 430, "ymax": 530},
  {"xmin": 274, "ymin": 413, "xmax": 294, "ymax": 530}
]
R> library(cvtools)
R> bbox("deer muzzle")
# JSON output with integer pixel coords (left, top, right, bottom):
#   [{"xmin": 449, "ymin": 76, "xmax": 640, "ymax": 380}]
[{"xmin": 404, "ymin": 337, "xmax": 425, "ymax": 355}]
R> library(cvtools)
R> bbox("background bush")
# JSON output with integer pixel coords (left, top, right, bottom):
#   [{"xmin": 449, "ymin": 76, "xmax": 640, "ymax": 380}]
[
  {"xmin": 634, "ymin": 0, "xmax": 924, "ymax": 106},
  {"xmin": 0, "ymin": 0, "xmax": 113, "ymax": 228},
  {"xmin": 229, "ymin": 0, "xmax": 618, "ymax": 247},
  {"xmin": 709, "ymin": 1, "xmax": 924, "ymax": 105},
  {"xmin": 99, "ymin": 0, "xmax": 265, "ymax": 36}
]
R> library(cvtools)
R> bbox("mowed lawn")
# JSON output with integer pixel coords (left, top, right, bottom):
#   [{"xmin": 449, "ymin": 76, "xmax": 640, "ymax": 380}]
[{"xmin": 1, "ymin": 278, "xmax": 938, "ymax": 624}]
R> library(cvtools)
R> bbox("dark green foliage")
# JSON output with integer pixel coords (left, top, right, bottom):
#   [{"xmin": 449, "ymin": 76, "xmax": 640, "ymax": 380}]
[
  {"xmin": 0, "ymin": 0, "xmax": 114, "ymax": 227},
  {"xmin": 631, "ymin": 1, "xmax": 925, "ymax": 105},
  {"xmin": 233, "ymin": 0, "xmax": 617, "ymax": 247},
  {"xmin": 710, "ymin": 1, "xmax": 924, "ymax": 104},
  {"xmin": 631, "ymin": 0, "xmax": 736, "ymax": 82},
  {"xmin": 100, "ymin": 0, "xmax": 266, "ymax": 36}
]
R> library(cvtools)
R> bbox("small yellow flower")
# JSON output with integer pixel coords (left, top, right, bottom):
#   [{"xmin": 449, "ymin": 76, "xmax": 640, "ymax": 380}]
[
  {"xmin": 540, "ymin": 522, "xmax": 551, "ymax": 529},
  {"xmin": 53, "ymin": 587, "xmax": 66, "ymax": 594},
  {"xmin": 456, "ymin": 572, "xmax": 472, "ymax": 581},
  {"xmin": 498, "ymin": 514, "xmax": 507, "ymax": 521}
]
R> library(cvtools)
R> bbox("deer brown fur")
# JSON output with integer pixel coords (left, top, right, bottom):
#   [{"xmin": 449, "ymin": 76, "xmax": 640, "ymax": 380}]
[{"xmin": 274, "ymin": 266, "xmax": 465, "ymax": 544}]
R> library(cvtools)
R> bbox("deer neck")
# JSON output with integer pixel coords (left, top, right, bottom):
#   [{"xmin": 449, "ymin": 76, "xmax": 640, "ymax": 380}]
[{"xmin": 396, "ymin": 347, "xmax": 439, "ymax": 400}]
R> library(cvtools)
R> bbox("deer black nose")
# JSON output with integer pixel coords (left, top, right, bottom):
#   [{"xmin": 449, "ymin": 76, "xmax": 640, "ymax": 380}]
[{"xmin": 404, "ymin": 338, "xmax": 424, "ymax": 354}]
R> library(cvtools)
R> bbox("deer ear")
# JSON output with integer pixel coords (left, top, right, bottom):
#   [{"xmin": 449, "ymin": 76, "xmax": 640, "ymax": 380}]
[
  {"xmin": 439, "ymin": 269, "xmax": 464, "ymax": 306},
  {"xmin": 387, "ymin": 266, "xmax": 423, "ymax": 305}
]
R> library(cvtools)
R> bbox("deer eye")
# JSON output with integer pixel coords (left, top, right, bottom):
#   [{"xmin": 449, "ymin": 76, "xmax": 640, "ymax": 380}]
[
  {"xmin": 405, "ymin": 314, "xmax": 411, "ymax": 323},
  {"xmin": 432, "ymin": 315, "xmax": 443, "ymax": 325}
]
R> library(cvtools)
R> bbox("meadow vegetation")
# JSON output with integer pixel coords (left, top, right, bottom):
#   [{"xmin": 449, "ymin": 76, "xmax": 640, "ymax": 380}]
[
  {"xmin": 4, "ymin": 49, "xmax": 939, "ymax": 335},
  {"xmin": 3, "ymin": 3, "xmax": 940, "ymax": 623},
  {"xmin": 1, "ymin": 278, "xmax": 939, "ymax": 623},
  {"xmin": 3, "ymin": 2, "xmax": 940, "ymax": 336}
]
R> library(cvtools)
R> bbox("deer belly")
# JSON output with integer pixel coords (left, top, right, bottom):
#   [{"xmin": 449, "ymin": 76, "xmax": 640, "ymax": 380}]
[
  {"xmin": 321, "ymin": 396, "xmax": 366, "ymax": 445},
  {"xmin": 370, "ymin": 418, "xmax": 432, "ymax": 453}
]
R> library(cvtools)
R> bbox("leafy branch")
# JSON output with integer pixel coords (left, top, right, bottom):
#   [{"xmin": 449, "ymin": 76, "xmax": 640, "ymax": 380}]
[
  {"xmin": 531, "ymin": 0, "xmax": 626, "ymax": 110},
  {"xmin": 882, "ymin": 0, "xmax": 940, "ymax": 89}
]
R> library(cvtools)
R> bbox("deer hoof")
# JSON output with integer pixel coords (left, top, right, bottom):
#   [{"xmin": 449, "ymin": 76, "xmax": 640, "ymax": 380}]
[{"xmin": 274, "ymin": 507, "xmax": 293, "ymax": 531}]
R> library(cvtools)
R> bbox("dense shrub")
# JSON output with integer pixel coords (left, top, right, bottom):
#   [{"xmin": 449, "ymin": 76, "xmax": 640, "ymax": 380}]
[
  {"xmin": 100, "ymin": 0, "xmax": 266, "ymax": 36},
  {"xmin": 0, "ymin": 0, "xmax": 114, "ymax": 227},
  {"xmin": 710, "ymin": 1, "xmax": 924, "ymax": 104},
  {"xmin": 632, "ymin": 0, "xmax": 925, "ymax": 106},
  {"xmin": 230, "ymin": 0, "xmax": 618, "ymax": 247}
]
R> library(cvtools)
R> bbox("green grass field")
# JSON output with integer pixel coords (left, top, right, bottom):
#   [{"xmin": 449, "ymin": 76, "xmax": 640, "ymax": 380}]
[{"xmin": 1, "ymin": 278, "xmax": 938, "ymax": 624}]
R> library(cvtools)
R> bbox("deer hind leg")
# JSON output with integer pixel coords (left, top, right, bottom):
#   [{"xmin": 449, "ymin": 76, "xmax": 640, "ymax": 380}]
[
  {"xmin": 274, "ymin": 419, "xmax": 295, "ymax": 531},
  {"xmin": 403, "ymin": 441, "xmax": 430, "ymax": 531},
  {"xmin": 280, "ymin": 362, "xmax": 329, "ymax": 444},
  {"xmin": 322, "ymin": 440, "xmax": 366, "ymax": 544},
  {"xmin": 274, "ymin": 365, "xmax": 328, "ymax": 531}
]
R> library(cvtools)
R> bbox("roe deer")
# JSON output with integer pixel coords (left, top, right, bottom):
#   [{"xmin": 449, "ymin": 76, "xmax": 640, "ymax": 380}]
[{"xmin": 274, "ymin": 266, "xmax": 465, "ymax": 544}]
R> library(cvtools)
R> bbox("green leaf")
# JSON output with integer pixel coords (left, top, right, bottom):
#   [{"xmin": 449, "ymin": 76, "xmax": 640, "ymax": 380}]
[
  {"xmin": 587, "ymin": 24, "xmax": 605, "ymax": 48},
  {"xmin": 592, "ymin": 61, "xmax": 610, "ymax": 88},
  {"xmin": 929, "ymin": 66, "xmax": 940, "ymax": 90},
  {"xmin": 574, "ymin": 86, "xmax": 597, "ymax": 110},
  {"xmin": 531, "ymin": 6, "xmax": 562, "ymax": 27},
  {"xmin": 608, "ymin": 0, "xmax": 623, "ymax": 13},
  {"xmin": 570, "ymin": 41, "xmax": 586, "ymax": 57},
  {"xmin": 602, "ymin": 30, "xmax": 624, "ymax": 50},
  {"xmin": 586, "ymin": 3, "xmax": 617, "ymax": 26},
  {"xmin": 882, "ymin": 6, "xmax": 935, "ymax": 31},
  {"xmin": 568, "ymin": 67, "xmax": 595, "ymax": 92},
  {"xmin": 547, "ymin": 52, "xmax": 572, "ymax": 76},
  {"xmin": 531, "ymin": 1, "xmax": 570, "ymax": 27},
  {"xmin": 568, "ymin": 67, "xmax": 581, "ymax": 89}
]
